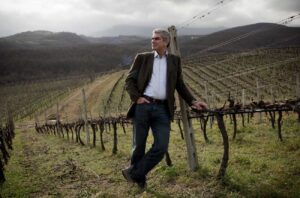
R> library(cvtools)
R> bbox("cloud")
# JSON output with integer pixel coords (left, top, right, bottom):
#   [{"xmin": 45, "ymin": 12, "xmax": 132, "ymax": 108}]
[
  {"xmin": 0, "ymin": 0, "xmax": 299, "ymax": 37},
  {"xmin": 266, "ymin": 0, "xmax": 300, "ymax": 12}
]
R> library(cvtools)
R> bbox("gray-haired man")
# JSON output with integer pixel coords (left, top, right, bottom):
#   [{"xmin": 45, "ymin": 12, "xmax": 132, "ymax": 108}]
[{"xmin": 122, "ymin": 28, "xmax": 207, "ymax": 188}]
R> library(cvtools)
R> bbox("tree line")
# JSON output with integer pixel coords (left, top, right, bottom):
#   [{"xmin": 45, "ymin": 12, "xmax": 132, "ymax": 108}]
[{"xmin": 0, "ymin": 44, "xmax": 137, "ymax": 84}]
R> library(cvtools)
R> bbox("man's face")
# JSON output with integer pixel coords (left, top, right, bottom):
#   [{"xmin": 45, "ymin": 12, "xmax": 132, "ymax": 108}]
[{"xmin": 151, "ymin": 33, "xmax": 168, "ymax": 52}]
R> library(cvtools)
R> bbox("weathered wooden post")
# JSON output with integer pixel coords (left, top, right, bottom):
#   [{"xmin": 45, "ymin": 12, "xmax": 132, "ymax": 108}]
[
  {"xmin": 270, "ymin": 87, "xmax": 275, "ymax": 103},
  {"xmin": 256, "ymin": 78, "xmax": 262, "ymax": 123},
  {"xmin": 168, "ymin": 25, "xmax": 199, "ymax": 171},
  {"xmin": 242, "ymin": 89, "xmax": 245, "ymax": 107},
  {"xmin": 256, "ymin": 78, "xmax": 260, "ymax": 101},
  {"xmin": 82, "ymin": 88, "xmax": 90, "ymax": 145},
  {"xmin": 204, "ymin": 82, "xmax": 208, "ymax": 104},
  {"xmin": 204, "ymin": 82, "xmax": 213, "ymax": 128}
]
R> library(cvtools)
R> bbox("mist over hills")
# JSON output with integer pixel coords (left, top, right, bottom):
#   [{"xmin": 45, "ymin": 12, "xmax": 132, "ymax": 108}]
[
  {"xmin": 0, "ymin": 23, "xmax": 299, "ymax": 84},
  {"xmin": 1, "ymin": 23, "xmax": 298, "ymax": 50},
  {"xmin": 0, "ymin": 25, "xmax": 224, "ymax": 48},
  {"xmin": 94, "ymin": 25, "xmax": 224, "ymax": 37},
  {"xmin": 83, "ymin": 35, "xmax": 148, "ymax": 45}
]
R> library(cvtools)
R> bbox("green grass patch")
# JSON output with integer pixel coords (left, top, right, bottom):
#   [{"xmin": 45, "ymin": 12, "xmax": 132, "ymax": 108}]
[{"xmin": 1, "ymin": 113, "xmax": 300, "ymax": 197}]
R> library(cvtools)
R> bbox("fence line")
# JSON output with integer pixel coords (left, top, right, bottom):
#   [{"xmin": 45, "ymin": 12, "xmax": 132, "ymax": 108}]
[{"xmin": 34, "ymin": 98, "xmax": 300, "ymax": 180}]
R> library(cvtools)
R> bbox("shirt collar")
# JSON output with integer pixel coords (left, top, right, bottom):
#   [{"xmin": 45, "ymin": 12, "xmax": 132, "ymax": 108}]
[{"xmin": 154, "ymin": 50, "xmax": 168, "ymax": 58}]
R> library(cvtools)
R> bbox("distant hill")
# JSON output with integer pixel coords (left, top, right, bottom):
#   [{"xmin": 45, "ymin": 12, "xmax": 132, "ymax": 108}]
[
  {"xmin": 82, "ymin": 35, "xmax": 147, "ymax": 45},
  {"xmin": 0, "ymin": 43, "xmax": 139, "ymax": 84},
  {"xmin": 0, "ymin": 23, "xmax": 299, "ymax": 84},
  {"xmin": 0, "ymin": 31, "xmax": 91, "ymax": 48},
  {"xmin": 2, "ymin": 23, "xmax": 298, "ymax": 51},
  {"xmin": 0, "ymin": 31, "xmax": 150, "ymax": 49},
  {"xmin": 181, "ymin": 23, "xmax": 300, "ymax": 56}
]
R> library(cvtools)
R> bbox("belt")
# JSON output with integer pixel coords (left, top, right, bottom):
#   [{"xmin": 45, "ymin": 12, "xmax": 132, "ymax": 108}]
[{"xmin": 143, "ymin": 95, "xmax": 167, "ymax": 104}]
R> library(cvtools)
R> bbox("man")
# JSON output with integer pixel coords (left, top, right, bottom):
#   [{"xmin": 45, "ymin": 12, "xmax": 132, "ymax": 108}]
[{"xmin": 122, "ymin": 28, "xmax": 207, "ymax": 188}]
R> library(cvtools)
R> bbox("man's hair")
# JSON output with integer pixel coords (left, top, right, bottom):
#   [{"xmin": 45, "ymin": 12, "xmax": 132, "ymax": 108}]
[{"xmin": 152, "ymin": 28, "xmax": 170, "ymax": 47}]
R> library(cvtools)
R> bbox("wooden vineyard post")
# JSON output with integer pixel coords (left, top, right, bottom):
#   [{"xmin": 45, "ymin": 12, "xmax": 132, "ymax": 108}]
[
  {"xmin": 256, "ymin": 78, "xmax": 262, "ymax": 123},
  {"xmin": 256, "ymin": 78, "xmax": 260, "ymax": 100},
  {"xmin": 205, "ymin": 82, "xmax": 213, "ymax": 128},
  {"xmin": 242, "ymin": 89, "xmax": 245, "ymax": 107},
  {"xmin": 270, "ymin": 87, "xmax": 275, "ymax": 103},
  {"xmin": 82, "ymin": 88, "xmax": 90, "ymax": 146},
  {"xmin": 204, "ymin": 81, "xmax": 208, "ymax": 104},
  {"xmin": 168, "ymin": 25, "xmax": 199, "ymax": 171}
]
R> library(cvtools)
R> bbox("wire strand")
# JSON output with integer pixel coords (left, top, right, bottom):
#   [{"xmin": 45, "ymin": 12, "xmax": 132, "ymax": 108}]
[{"xmin": 178, "ymin": 0, "xmax": 234, "ymax": 29}]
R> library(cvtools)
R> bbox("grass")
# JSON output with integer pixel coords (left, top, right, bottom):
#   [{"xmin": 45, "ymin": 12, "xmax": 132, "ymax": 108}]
[{"xmin": 1, "ymin": 112, "xmax": 299, "ymax": 197}]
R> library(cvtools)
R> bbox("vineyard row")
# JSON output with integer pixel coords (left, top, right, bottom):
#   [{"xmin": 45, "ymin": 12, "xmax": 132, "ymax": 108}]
[{"xmin": 34, "ymin": 98, "xmax": 300, "ymax": 179}]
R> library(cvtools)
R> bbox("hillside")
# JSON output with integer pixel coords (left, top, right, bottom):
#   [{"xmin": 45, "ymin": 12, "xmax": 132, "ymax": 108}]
[
  {"xmin": 182, "ymin": 47, "xmax": 300, "ymax": 104},
  {"xmin": 83, "ymin": 35, "xmax": 148, "ymax": 45},
  {"xmin": 1, "ymin": 68, "xmax": 299, "ymax": 197},
  {"xmin": 0, "ymin": 36, "xmax": 299, "ymax": 197},
  {"xmin": 1, "ymin": 47, "xmax": 298, "ymax": 125},
  {"xmin": 0, "ymin": 44, "xmax": 139, "ymax": 83},
  {"xmin": 180, "ymin": 23, "xmax": 300, "ymax": 56},
  {"xmin": 0, "ymin": 31, "xmax": 91, "ymax": 48},
  {"xmin": 0, "ymin": 31, "xmax": 149, "ymax": 84},
  {"xmin": 0, "ymin": 23, "xmax": 299, "ymax": 84}
]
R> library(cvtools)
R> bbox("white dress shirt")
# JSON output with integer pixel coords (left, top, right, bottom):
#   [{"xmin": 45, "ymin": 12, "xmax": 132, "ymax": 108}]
[{"xmin": 143, "ymin": 51, "xmax": 168, "ymax": 100}]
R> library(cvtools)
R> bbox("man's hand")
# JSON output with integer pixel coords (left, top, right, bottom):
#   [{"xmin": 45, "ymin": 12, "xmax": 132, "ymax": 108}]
[
  {"xmin": 191, "ymin": 101, "xmax": 208, "ymax": 110},
  {"xmin": 136, "ymin": 97, "xmax": 150, "ymax": 104}
]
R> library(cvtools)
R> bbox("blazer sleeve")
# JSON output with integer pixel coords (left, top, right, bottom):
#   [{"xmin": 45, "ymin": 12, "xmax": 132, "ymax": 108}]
[
  {"xmin": 125, "ymin": 53, "xmax": 143, "ymax": 102},
  {"xmin": 175, "ymin": 56, "xmax": 196, "ymax": 106}
]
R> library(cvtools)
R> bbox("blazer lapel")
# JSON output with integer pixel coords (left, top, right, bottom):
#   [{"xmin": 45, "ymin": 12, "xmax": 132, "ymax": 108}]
[
  {"xmin": 147, "ymin": 53, "xmax": 154, "ymax": 78},
  {"xmin": 167, "ymin": 55, "xmax": 172, "ymax": 77},
  {"xmin": 142, "ymin": 53, "xmax": 154, "ymax": 91},
  {"xmin": 166, "ymin": 55, "xmax": 174, "ymax": 96}
]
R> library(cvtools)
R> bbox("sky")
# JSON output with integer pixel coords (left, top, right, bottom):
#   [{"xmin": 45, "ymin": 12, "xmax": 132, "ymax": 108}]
[{"xmin": 0, "ymin": 0, "xmax": 299, "ymax": 37}]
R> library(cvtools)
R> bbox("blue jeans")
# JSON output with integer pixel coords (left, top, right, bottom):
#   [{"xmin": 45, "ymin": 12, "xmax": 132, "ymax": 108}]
[{"xmin": 130, "ymin": 103, "xmax": 171, "ymax": 182}]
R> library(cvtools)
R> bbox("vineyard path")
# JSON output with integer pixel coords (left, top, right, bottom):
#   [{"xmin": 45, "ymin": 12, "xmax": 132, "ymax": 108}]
[{"xmin": 36, "ymin": 70, "xmax": 125, "ymax": 122}]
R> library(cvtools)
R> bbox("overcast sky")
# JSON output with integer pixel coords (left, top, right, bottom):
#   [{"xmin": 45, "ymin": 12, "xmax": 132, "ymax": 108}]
[{"xmin": 0, "ymin": 0, "xmax": 299, "ymax": 37}]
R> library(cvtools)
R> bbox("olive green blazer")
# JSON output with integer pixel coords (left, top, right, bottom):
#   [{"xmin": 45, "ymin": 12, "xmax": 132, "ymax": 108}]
[{"xmin": 125, "ymin": 52, "xmax": 195, "ymax": 120}]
